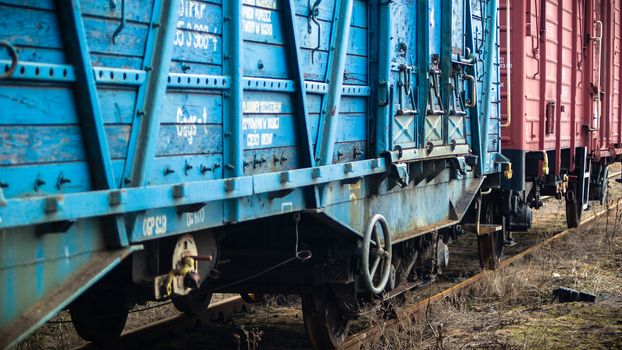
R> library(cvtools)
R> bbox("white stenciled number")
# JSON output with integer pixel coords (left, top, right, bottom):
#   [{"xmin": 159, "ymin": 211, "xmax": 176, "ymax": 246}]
[
  {"xmin": 186, "ymin": 208, "xmax": 206, "ymax": 227},
  {"xmin": 143, "ymin": 215, "xmax": 167, "ymax": 237}
]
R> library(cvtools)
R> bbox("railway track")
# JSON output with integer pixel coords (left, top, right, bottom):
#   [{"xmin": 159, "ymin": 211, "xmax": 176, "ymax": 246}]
[{"xmin": 72, "ymin": 172, "xmax": 621, "ymax": 350}]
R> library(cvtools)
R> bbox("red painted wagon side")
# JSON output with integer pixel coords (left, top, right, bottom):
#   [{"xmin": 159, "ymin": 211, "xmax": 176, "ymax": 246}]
[{"xmin": 499, "ymin": 0, "xmax": 622, "ymax": 227}]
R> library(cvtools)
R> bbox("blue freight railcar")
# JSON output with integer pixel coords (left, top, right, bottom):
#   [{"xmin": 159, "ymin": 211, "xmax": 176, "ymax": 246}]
[{"xmin": 0, "ymin": 0, "xmax": 510, "ymax": 348}]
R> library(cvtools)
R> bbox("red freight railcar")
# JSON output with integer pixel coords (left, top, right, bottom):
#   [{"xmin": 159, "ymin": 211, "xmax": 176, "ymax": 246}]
[{"xmin": 500, "ymin": 0, "xmax": 622, "ymax": 226}]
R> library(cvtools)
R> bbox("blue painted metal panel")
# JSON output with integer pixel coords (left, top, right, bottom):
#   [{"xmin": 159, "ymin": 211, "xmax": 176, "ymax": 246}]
[{"xmin": 0, "ymin": 0, "xmax": 503, "ymax": 345}]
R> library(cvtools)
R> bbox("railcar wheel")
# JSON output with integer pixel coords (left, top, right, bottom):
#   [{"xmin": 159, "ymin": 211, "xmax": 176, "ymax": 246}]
[
  {"xmin": 172, "ymin": 290, "xmax": 212, "ymax": 315},
  {"xmin": 361, "ymin": 214, "xmax": 392, "ymax": 294},
  {"xmin": 565, "ymin": 186, "xmax": 582, "ymax": 228},
  {"xmin": 477, "ymin": 195, "xmax": 504, "ymax": 269},
  {"xmin": 69, "ymin": 289, "xmax": 129, "ymax": 344},
  {"xmin": 302, "ymin": 288, "xmax": 351, "ymax": 350}
]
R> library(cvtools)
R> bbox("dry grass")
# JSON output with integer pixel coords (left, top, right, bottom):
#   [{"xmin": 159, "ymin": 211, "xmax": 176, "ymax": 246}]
[{"xmin": 366, "ymin": 196, "xmax": 622, "ymax": 350}]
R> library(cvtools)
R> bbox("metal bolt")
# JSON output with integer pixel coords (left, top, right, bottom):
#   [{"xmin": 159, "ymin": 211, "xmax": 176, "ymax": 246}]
[
  {"xmin": 200, "ymin": 164, "xmax": 211, "ymax": 174},
  {"xmin": 109, "ymin": 191, "xmax": 125, "ymax": 206},
  {"xmin": 56, "ymin": 173, "xmax": 71, "ymax": 190},
  {"xmin": 34, "ymin": 174, "xmax": 46, "ymax": 191},
  {"xmin": 44, "ymin": 197, "xmax": 60, "ymax": 213},
  {"xmin": 173, "ymin": 184, "xmax": 185, "ymax": 198},
  {"xmin": 312, "ymin": 168, "xmax": 321, "ymax": 178},
  {"xmin": 280, "ymin": 171, "xmax": 290, "ymax": 183},
  {"xmin": 164, "ymin": 167, "xmax": 175, "ymax": 175},
  {"xmin": 353, "ymin": 147, "xmax": 364, "ymax": 159},
  {"xmin": 184, "ymin": 161, "xmax": 193, "ymax": 175}
]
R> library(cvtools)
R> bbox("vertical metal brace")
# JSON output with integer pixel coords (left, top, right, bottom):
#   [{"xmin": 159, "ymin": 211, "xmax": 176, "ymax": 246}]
[
  {"xmin": 314, "ymin": 0, "xmax": 343, "ymax": 159},
  {"xmin": 55, "ymin": 0, "xmax": 128, "ymax": 247},
  {"xmin": 480, "ymin": 0, "xmax": 498, "ymax": 175},
  {"xmin": 283, "ymin": 0, "xmax": 320, "ymax": 208},
  {"xmin": 223, "ymin": 0, "xmax": 243, "ymax": 222},
  {"xmin": 315, "ymin": 0, "xmax": 354, "ymax": 166},
  {"xmin": 120, "ymin": 0, "xmax": 162, "ymax": 185},
  {"xmin": 375, "ymin": 0, "xmax": 392, "ymax": 156},
  {"xmin": 465, "ymin": 0, "xmax": 484, "ymax": 175},
  {"xmin": 440, "ymin": 0, "xmax": 453, "ymax": 146},
  {"xmin": 128, "ymin": 0, "xmax": 180, "ymax": 187},
  {"xmin": 416, "ymin": 0, "xmax": 431, "ymax": 147}
]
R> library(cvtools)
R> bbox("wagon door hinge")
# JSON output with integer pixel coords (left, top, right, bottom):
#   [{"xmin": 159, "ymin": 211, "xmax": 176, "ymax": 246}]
[
  {"xmin": 396, "ymin": 64, "xmax": 417, "ymax": 116},
  {"xmin": 428, "ymin": 55, "xmax": 444, "ymax": 115},
  {"xmin": 111, "ymin": 0, "xmax": 127, "ymax": 44},
  {"xmin": 307, "ymin": 0, "xmax": 322, "ymax": 64}
]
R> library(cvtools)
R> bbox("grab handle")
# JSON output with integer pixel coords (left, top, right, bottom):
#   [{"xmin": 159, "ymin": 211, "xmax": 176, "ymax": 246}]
[{"xmin": 464, "ymin": 74, "xmax": 477, "ymax": 108}]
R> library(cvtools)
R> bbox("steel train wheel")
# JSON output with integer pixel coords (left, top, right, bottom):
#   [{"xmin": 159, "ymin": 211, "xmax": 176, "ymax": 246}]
[
  {"xmin": 69, "ymin": 289, "xmax": 129, "ymax": 344},
  {"xmin": 565, "ymin": 185, "xmax": 582, "ymax": 228},
  {"xmin": 172, "ymin": 290, "xmax": 212, "ymax": 315},
  {"xmin": 302, "ymin": 288, "xmax": 351, "ymax": 350},
  {"xmin": 477, "ymin": 194, "xmax": 504, "ymax": 269}
]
